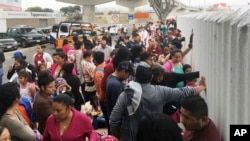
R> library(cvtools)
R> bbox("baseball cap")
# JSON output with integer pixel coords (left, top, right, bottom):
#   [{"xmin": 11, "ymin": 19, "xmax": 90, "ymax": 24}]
[
  {"xmin": 116, "ymin": 61, "xmax": 134, "ymax": 76},
  {"xmin": 12, "ymin": 51, "xmax": 23, "ymax": 58}
]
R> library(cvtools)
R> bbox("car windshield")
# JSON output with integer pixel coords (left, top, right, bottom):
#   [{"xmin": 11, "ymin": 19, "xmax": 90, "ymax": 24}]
[
  {"xmin": 71, "ymin": 30, "xmax": 83, "ymax": 36},
  {"xmin": 83, "ymin": 30, "xmax": 92, "ymax": 35},
  {"xmin": 0, "ymin": 33, "xmax": 10, "ymax": 39},
  {"xmin": 21, "ymin": 28, "xmax": 38, "ymax": 34},
  {"xmin": 41, "ymin": 29, "xmax": 50, "ymax": 34}
]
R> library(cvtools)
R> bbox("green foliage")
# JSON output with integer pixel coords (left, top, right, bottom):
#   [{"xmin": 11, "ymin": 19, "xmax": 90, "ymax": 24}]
[
  {"xmin": 25, "ymin": 7, "xmax": 43, "ymax": 12},
  {"xmin": 43, "ymin": 8, "xmax": 54, "ymax": 12},
  {"xmin": 60, "ymin": 6, "xmax": 82, "ymax": 21},
  {"xmin": 25, "ymin": 7, "xmax": 54, "ymax": 12}
]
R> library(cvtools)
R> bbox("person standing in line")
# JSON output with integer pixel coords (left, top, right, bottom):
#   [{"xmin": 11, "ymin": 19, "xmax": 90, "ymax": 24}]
[
  {"xmin": 42, "ymin": 94, "xmax": 98, "ymax": 141},
  {"xmin": 0, "ymin": 49, "xmax": 5, "ymax": 86},
  {"xmin": 0, "ymin": 82, "xmax": 36, "ymax": 141},
  {"xmin": 109, "ymin": 62, "xmax": 207, "ymax": 141},
  {"xmin": 137, "ymin": 113, "xmax": 182, "ymax": 141},
  {"xmin": 181, "ymin": 95, "xmax": 221, "ymax": 141},
  {"xmin": 106, "ymin": 61, "xmax": 134, "ymax": 129},
  {"xmin": 33, "ymin": 71, "xmax": 55, "ymax": 134},
  {"xmin": 33, "ymin": 45, "xmax": 53, "ymax": 71},
  {"xmin": 62, "ymin": 63, "xmax": 82, "ymax": 111}
]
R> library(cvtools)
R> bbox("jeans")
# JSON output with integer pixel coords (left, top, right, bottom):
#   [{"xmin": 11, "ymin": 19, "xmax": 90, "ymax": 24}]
[{"xmin": 0, "ymin": 67, "xmax": 3, "ymax": 86}]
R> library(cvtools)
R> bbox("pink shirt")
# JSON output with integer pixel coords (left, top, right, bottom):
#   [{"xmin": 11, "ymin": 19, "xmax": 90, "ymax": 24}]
[
  {"xmin": 43, "ymin": 108, "xmax": 98, "ymax": 141},
  {"xmin": 62, "ymin": 44, "xmax": 70, "ymax": 55}
]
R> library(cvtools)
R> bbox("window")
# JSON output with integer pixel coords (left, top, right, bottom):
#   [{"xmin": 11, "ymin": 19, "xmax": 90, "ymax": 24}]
[
  {"xmin": 52, "ymin": 25, "xmax": 59, "ymax": 32},
  {"xmin": 60, "ymin": 25, "xmax": 68, "ymax": 33}
]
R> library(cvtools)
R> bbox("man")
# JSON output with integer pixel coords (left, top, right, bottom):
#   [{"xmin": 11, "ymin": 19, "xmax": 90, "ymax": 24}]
[
  {"xmin": 95, "ymin": 37, "xmax": 113, "ymax": 62},
  {"xmin": 105, "ymin": 60, "xmax": 133, "ymax": 135},
  {"xmin": 0, "ymin": 48, "xmax": 5, "ymax": 86},
  {"xmin": 126, "ymin": 32, "xmax": 141, "ymax": 49},
  {"xmin": 106, "ymin": 61, "xmax": 134, "ymax": 118},
  {"xmin": 109, "ymin": 62, "xmax": 207, "ymax": 141},
  {"xmin": 181, "ymin": 95, "xmax": 220, "ymax": 141}
]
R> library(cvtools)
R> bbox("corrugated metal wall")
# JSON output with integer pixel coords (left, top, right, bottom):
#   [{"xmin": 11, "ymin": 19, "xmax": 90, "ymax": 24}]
[{"xmin": 177, "ymin": 8, "xmax": 250, "ymax": 141}]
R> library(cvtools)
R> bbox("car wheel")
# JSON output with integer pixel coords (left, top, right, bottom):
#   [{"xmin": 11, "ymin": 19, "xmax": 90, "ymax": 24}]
[{"xmin": 21, "ymin": 40, "xmax": 27, "ymax": 48}]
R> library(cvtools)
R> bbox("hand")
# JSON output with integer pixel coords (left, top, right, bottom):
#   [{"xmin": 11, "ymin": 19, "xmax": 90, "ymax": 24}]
[
  {"xmin": 199, "ymin": 76, "xmax": 207, "ymax": 88},
  {"xmin": 8, "ymin": 66, "xmax": 13, "ymax": 72},
  {"xmin": 188, "ymin": 43, "xmax": 193, "ymax": 48}
]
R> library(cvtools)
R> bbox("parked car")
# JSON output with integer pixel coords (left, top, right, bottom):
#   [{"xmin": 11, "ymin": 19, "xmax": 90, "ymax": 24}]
[
  {"xmin": 109, "ymin": 24, "xmax": 127, "ymax": 35},
  {"xmin": 37, "ymin": 27, "xmax": 51, "ymax": 43},
  {"xmin": 0, "ymin": 33, "xmax": 18, "ymax": 51},
  {"xmin": 6, "ymin": 25, "xmax": 47, "ymax": 47}
]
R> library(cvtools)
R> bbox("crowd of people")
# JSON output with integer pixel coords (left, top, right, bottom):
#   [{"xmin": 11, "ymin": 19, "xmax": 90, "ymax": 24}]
[{"xmin": 0, "ymin": 19, "xmax": 221, "ymax": 141}]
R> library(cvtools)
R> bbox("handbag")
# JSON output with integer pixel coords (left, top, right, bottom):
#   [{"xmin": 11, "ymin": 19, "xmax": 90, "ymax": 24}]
[{"xmin": 85, "ymin": 81, "xmax": 96, "ymax": 92}]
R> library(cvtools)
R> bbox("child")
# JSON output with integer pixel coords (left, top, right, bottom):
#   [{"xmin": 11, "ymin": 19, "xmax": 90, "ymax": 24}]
[
  {"xmin": 55, "ymin": 77, "xmax": 72, "ymax": 95},
  {"xmin": 18, "ymin": 70, "xmax": 36, "ymax": 103},
  {"xmin": 183, "ymin": 64, "xmax": 197, "ymax": 87},
  {"xmin": 54, "ymin": 78, "xmax": 75, "ymax": 103}
]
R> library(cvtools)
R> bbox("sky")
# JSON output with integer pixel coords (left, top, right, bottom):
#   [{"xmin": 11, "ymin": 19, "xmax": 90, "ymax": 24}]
[{"xmin": 21, "ymin": 0, "xmax": 250, "ymax": 11}]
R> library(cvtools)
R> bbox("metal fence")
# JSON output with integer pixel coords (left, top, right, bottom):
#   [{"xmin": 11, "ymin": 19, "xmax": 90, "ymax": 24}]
[{"xmin": 177, "ymin": 7, "xmax": 250, "ymax": 141}]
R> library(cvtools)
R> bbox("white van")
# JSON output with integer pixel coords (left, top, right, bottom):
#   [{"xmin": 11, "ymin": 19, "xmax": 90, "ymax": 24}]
[{"xmin": 50, "ymin": 24, "xmax": 59, "ymax": 45}]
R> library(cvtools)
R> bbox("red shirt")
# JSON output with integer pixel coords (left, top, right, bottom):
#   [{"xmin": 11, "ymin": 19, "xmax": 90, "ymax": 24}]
[
  {"xmin": 100, "ymin": 62, "xmax": 114, "ymax": 102},
  {"xmin": 34, "ymin": 53, "xmax": 45, "ymax": 69},
  {"xmin": 43, "ymin": 108, "xmax": 98, "ymax": 141},
  {"xmin": 182, "ymin": 119, "xmax": 220, "ymax": 141},
  {"xmin": 147, "ymin": 46, "xmax": 162, "ymax": 60}
]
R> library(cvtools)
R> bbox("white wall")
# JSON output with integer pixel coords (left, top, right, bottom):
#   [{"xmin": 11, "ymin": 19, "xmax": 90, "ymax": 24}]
[
  {"xmin": 177, "ymin": 8, "xmax": 250, "ymax": 141},
  {"xmin": 0, "ymin": 19, "xmax": 7, "ymax": 32}
]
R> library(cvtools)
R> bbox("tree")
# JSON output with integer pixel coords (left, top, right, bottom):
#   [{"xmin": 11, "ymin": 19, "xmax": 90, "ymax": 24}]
[
  {"xmin": 43, "ymin": 8, "xmax": 54, "ymax": 12},
  {"xmin": 25, "ymin": 7, "xmax": 54, "ymax": 12},
  {"xmin": 25, "ymin": 7, "xmax": 43, "ymax": 12},
  {"xmin": 60, "ymin": 6, "xmax": 82, "ymax": 21},
  {"xmin": 149, "ymin": 0, "xmax": 175, "ymax": 21}
]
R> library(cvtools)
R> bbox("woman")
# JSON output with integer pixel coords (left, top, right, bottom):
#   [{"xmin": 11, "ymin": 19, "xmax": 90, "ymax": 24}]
[
  {"xmin": 74, "ymin": 41, "xmax": 83, "ymax": 76},
  {"xmin": 33, "ymin": 45, "xmax": 53, "ymax": 70},
  {"xmin": 62, "ymin": 39, "xmax": 71, "ymax": 55},
  {"xmin": 62, "ymin": 63, "xmax": 82, "ymax": 111},
  {"xmin": 43, "ymin": 94, "xmax": 98, "ymax": 141},
  {"xmin": 33, "ymin": 71, "xmax": 55, "ymax": 134},
  {"xmin": 50, "ymin": 52, "xmax": 76, "ymax": 79},
  {"xmin": 80, "ymin": 51, "xmax": 96, "ymax": 103},
  {"xmin": 0, "ymin": 126, "xmax": 11, "ymax": 141},
  {"xmin": 164, "ymin": 49, "xmax": 185, "ymax": 88},
  {"xmin": 0, "ymin": 82, "xmax": 36, "ymax": 141}
]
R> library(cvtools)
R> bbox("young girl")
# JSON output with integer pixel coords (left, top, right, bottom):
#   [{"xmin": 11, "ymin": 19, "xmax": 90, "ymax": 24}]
[{"xmin": 18, "ymin": 70, "xmax": 36, "ymax": 103}]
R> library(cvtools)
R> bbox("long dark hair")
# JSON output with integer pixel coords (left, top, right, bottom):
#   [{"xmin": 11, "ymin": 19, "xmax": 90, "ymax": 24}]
[
  {"xmin": 37, "ymin": 71, "xmax": 54, "ymax": 92},
  {"xmin": 0, "ymin": 82, "xmax": 20, "ymax": 118},
  {"xmin": 137, "ymin": 113, "xmax": 182, "ymax": 141}
]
